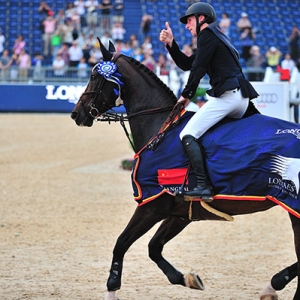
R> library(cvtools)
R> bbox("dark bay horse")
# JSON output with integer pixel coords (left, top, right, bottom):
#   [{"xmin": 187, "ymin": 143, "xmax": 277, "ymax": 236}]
[{"xmin": 71, "ymin": 41, "xmax": 300, "ymax": 300}]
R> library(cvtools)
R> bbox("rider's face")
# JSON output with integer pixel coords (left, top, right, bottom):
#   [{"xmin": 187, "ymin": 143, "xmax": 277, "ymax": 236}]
[{"xmin": 186, "ymin": 16, "xmax": 197, "ymax": 37}]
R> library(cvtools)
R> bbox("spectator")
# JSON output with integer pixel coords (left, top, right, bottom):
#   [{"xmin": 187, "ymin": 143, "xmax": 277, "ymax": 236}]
[
  {"xmin": 114, "ymin": 40, "xmax": 123, "ymax": 52},
  {"xmin": 52, "ymin": 53, "xmax": 66, "ymax": 76},
  {"xmin": 75, "ymin": 30, "xmax": 86, "ymax": 49},
  {"xmin": 111, "ymin": 22, "xmax": 126, "ymax": 42},
  {"xmin": 132, "ymin": 47, "xmax": 144, "ymax": 62},
  {"xmin": 128, "ymin": 34, "xmax": 139, "ymax": 50},
  {"xmin": 74, "ymin": 0, "xmax": 87, "ymax": 29},
  {"xmin": 88, "ymin": 45, "xmax": 102, "ymax": 66},
  {"xmin": 0, "ymin": 49, "xmax": 11, "ymax": 81},
  {"xmin": 32, "ymin": 52, "xmax": 44, "ymax": 81},
  {"xmin": 38, "ymin": 1, "xmax": 51, "ymax": 16},
  {"xmin": 246, "ymin": 45, "xmax": 265, "ymax": 81},
  {"xmin": 65, "ymin": 2, "xmax": 76, "ymax": 19},
  {"xmin": 120, "ymin": 41, "xmax": 133, "ymax": 57},
  {"xmin": 61, "ymin": 18, "xmax": 75, "ymax": 46},
  {"xmin": 140, "ymin": 14, "xmax": 153, "ymax": 40},
  {"xmin": 247, "ymin": 45, "xmax": 264, "ymax": 68},
  {"xmin": 100, "ymin": 31, "xmax": 112, "ymax": 49},
  {"xmin": 51, "ymin": 25, "xmax": 64, "ymax": 59},
  {"xmin": 156, "ymin": 53, "xmax": 169, "ymax": 75},
  {"xmin": 266, "ymin": 46, "xmax": 282, "ymax": 69},
  {"xmin": 113, "ymin": 0, "xmax": 124, "ymax": 24},
  {"xmin": 219, "ymin": 12, "xmax": 231, "ymax": 37},
  {"xmin": 42, "ymin": 10, "xmax": 57, "ymax": 57},
  {"xmin": 56, "ymin": 9, "xmax": 66, "ymax": 26},
  {"xmin": 77, "ymin": 57, "xmax": 88, "ymax": 78},
  {"xmin": 12, "ymin": 35, "xmax": 26, "ymax": 55},
  {"xmin": 9, "ymin": 53, "xmax": 19, "ymax": 82},
  {"xmin": 68, "ymin": 40, "xmax": 83, "ymax": 67},
  {"xmin": 85, "ymin": 0, "xmax": 99, "ymax": 30},
  {"xmin": 99, "ymin": 0, "xmax": 112, "ymax": 33},
  {"xmin": 38, "ymin": 1, "xmax": 52, "ymax": 23},
  {"xmin": 57, "ymin": 43, "xmax": 70, "ymax": 65},
  {"xmin": 288, "ymin": 25, "xmax": 300, "ymax": 62},
  {"xmin": 237, "ymin": 12, "xmax": 252, "ymax": 31},
  {"xmin": 281, "ymin": 53, "xmax": 295, "ymax": 73},
  {"xmin": 71, "ymin": 10, "xmax": 81, "ymax": 31},
  {"xmin": 0, "ymin": 29, "xmax": 5, "ymax": 56},
  {"xmin": 240, "ymin": 27, "xmax": 256, "ymax": 62},
  {"xmin": 82, "ymin": 31, "xmax": 96, "ymax": 61},
  {"xmin": 141, "ymin": 49, "xmax": 156, "ymax": 72},
  {"xmin": 141, "ymin": 36, "xmax": 152, "ymax": 55},
  {"xmin": 18, "ymin": 48, "xmax": 31, "ymax": 79}
]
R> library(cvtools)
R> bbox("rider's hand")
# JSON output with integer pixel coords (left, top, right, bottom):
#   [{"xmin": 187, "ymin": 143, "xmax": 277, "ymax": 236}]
[
  {"xmin": 159, "ymin": 22, "xmax": 174, "ymax": 47},
  {"xmin": 177, "ymin": 96, "xmax": 188, "ymax": 106}
]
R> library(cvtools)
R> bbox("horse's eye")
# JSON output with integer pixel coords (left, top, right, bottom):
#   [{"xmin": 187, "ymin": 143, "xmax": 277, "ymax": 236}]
[{"xmin": 91, "ymin": 75, "xmax": 96, "ymax": 81}]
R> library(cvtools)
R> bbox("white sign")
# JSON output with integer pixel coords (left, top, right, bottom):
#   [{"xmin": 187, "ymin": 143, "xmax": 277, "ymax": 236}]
[
  {"xmin": 45, "ymin": 85, "xmax": 86, "ymax": 104},
  {"xmin": 251, "ymin": 82, "xmax": 290, "ymax": 121}
]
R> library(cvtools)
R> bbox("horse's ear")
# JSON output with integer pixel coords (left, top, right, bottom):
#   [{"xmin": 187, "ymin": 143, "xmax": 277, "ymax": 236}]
[
  {"xmin": 97, "ymin": 37, "xmax": 113, "ymax": 61},
  {"xmin": 108, "ymin": 40, "xmax": 116, "ymax": 53}
]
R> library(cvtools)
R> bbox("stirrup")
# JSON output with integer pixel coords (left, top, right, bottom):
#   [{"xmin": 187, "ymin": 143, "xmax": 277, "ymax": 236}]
[{"xmin": 183, "ymin": 186, "xmax": 214, "ymax": 202}]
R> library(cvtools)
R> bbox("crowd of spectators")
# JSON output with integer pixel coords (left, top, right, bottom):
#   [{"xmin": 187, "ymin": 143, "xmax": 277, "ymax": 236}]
[{"xmin": 0, "ymin": 2, "xmax": 300, "ymax": 87}]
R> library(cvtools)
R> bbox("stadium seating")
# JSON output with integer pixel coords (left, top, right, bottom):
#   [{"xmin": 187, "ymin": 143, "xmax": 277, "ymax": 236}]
[{"xmin": 1, "ymin": 0, "xmax": 298, "ymax": 67}]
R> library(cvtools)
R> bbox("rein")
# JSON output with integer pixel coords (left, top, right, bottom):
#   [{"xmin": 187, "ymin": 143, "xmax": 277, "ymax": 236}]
[
  {"xmin": 97, "ymin": 103, "xmax": 184, "ymax": 153},
  {"xmin": 97, "ymin": 105, "xmax": 174, "ymax": 153}
]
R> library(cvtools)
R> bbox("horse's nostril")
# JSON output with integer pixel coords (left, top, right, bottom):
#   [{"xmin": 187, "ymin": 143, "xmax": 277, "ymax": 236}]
[{"xmin": 71, "ymin": 112, "xmax": 78, "ymax": 120}]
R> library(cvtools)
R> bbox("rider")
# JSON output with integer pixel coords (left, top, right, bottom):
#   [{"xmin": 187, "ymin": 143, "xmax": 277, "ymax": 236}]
[{"xmin": 159, "ymin": 3, "xmax": 259, "ymax": 202}]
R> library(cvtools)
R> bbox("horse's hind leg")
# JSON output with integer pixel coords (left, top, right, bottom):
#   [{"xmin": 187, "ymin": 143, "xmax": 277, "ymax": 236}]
[
  {"xmin": 289, "ymin": 213, "xmax": 300, "ymax": 299},
  {"xmin": 106, "ymin": 195, "xmax": 175, "ymax": 294},
  {"xmin": 148, "ymin": 214, "xmax": 204, "ymax": 290},
  {"xmin": 148, "ymin": 215, "xmax": 190, "ymax": 287}
]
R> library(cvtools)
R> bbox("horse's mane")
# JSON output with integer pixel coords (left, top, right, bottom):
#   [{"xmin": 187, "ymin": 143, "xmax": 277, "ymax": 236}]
[{"xmin": 122, "ymin": 55, "xmax": 178, "ymax": 103}]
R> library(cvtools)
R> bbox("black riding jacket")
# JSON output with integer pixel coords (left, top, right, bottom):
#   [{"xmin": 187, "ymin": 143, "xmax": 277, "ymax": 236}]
[{"xmin": 167, "ymin": 22, "xmax": 258, "ymax": 100}]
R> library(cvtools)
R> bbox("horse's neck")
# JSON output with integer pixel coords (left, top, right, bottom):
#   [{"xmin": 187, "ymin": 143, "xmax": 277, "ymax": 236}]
[
  {"xmin": 118, "ymin": 57, "xmax": 177, "ymax": 152},
  {"xmin": 123, "ymin": 79, "xmax": 174, "ymax": 152},
  {"xmin": 129, "ymin": 111, "xmax": 172, "ymax": 152}
]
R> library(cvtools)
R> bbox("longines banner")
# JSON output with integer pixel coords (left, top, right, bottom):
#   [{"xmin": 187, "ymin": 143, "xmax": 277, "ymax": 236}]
[
  {"xmin": 0, "ymin": 84, "xmax": 126, "ymax": 114},
  {"xmin": 0, "ymin": 82, "xmax": 291, "ymax": 120}
]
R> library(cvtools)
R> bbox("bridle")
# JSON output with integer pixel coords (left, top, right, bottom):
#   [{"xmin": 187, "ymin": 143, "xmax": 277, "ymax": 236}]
[
  {"xmin": 77, "ymin": 52, "xmax": 176, "ymax": 152},
  {"xmin": 78, "ymin": 53, "xmax": 123, "ymax": 119}
]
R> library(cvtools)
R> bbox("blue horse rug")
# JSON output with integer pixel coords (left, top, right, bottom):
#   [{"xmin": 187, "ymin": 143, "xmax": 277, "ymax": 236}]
[{"xmin": 131, "ymin": 110, "xmax": 300, "ymax": 218}]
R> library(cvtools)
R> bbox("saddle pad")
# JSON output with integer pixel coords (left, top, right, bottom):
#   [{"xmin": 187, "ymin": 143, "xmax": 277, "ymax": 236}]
[{"xmin": 132, "ymin": 111, "xmax": 300, "ymax": 218}]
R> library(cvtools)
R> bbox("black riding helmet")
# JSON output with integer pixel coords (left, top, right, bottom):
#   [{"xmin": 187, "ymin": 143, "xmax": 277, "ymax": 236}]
[{"xmin": 180, "ymin": 2, "xmax": 217, "ymax": 24}]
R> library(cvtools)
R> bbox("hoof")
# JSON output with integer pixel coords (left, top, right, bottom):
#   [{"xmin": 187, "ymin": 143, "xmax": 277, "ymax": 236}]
[
  {"xmin": 260, "ymin": 296, "xmax": 278, "ymax": 300},
  {"xmin": 184, "ymin": 272, "xmax": 205, "ymax": 290},
  {"xmin": 260, "ymin": 283, "xmax": 278, "ymax": 300},
  {"xmin": 105, "ymin": 291, "xmax": 120, "ymax": 300}
]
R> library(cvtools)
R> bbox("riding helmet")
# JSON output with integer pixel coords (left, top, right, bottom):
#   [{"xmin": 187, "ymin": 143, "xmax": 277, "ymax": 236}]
[{"xmin": 180, "ymin": 2, "xmax": 217, "ymax": 24}]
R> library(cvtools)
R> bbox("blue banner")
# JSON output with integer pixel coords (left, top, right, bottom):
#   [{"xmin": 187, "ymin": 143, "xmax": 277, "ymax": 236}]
[{"xmin": 0, "ymin": 84, "xmax": 126, "ymax": 113}]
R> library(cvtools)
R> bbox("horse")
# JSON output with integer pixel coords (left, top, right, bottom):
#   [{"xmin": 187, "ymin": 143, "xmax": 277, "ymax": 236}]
[{"xmin": 71, "ymin": 40, "xmax": 300, "ymax": 300}]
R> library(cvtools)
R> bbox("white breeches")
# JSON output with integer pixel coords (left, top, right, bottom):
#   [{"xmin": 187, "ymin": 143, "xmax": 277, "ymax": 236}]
[{"xmin": 179, "ymin": 88, "xmax": 249, "ymax": 140}]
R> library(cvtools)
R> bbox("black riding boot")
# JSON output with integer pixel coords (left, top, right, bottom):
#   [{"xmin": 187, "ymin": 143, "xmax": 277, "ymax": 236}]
[{"xmin": 182, "ymin": 135, "xmax": 214, "ymax": 202}]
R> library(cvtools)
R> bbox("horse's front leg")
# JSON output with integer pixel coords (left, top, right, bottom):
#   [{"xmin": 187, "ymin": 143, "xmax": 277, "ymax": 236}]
[
  {"xmin": 148, "ymin": 213, "xmax": 204, "ymax": 290},
  {"xmin": 105, "ymin": 195, "xmax": 175, "ymax": 299}
]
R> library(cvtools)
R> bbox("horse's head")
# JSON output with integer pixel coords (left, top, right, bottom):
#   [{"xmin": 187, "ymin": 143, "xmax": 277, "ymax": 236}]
[{"xmin": 71, "ymin": 40, "xmax": 124, "ymax": 126}]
